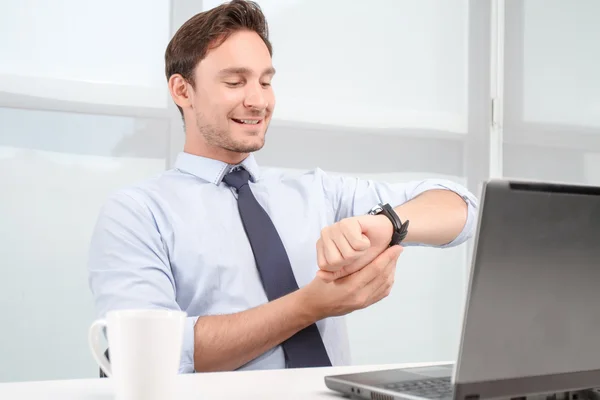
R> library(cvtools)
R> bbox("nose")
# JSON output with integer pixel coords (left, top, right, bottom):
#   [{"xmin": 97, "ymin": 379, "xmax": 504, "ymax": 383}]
[{"xmin": 243, "ymin": 82, "xmax": 268, "ymax": 111}]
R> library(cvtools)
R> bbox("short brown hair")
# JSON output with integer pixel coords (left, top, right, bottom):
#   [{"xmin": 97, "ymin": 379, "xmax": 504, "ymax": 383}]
[{"xmin": 165, "ymin": 0, "xmax": 273, "ymax": 116}]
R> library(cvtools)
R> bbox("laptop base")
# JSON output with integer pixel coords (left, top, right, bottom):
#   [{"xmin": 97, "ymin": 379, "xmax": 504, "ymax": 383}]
[
  {"xmin": 324, "ymin": 364, "xmax": 453, "ymax": 400},
  {"xmin": 325, "ymin": 365, "xmax": 600, "ymax": 400}
]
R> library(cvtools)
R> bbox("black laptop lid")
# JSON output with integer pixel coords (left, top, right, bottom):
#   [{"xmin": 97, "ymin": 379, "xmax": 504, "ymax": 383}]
[{"xmin": 454, "ymin": 179, "xmax": 600, "ymax": 398}]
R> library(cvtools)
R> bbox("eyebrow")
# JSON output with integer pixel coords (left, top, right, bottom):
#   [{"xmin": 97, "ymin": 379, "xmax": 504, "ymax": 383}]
[{"xmin": 218, "ymin": 67, "xmax": 276, "ymax": 77}]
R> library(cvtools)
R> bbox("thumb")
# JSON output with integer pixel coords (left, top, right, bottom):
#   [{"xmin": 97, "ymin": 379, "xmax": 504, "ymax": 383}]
[
  {"xmin": 386, "ymin": 244, "xmax": 404, "ymax": 262},
  {"xmin": 317, "ymin": 268, "xmax": 349, "ymax": 283}
]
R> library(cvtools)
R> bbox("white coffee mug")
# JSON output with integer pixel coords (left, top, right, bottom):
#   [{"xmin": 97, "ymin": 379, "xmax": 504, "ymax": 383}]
[{"xmin": 88, "ymin": 309, "xmax": 187, "ymax": 400}]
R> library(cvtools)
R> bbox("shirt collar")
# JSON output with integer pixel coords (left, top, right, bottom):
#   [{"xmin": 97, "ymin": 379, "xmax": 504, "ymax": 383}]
[{"xmin": 174, "ymin": 152, "xmax": 260, "ymax": 185}]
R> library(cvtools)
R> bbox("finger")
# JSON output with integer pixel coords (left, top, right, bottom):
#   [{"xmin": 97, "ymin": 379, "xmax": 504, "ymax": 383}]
[
  {"xmin": 352, "ymin": 245, "xmax": 403, "ymax": 288},
  {"xmin": 339, "ymin": 219, "xmax": 370, "ymax": 251},
  {"xmin": 316, "ymin": 269, "xmax": 336, "ymax": 283},
  {"xmin": 347, "ymin": 254, "xmax": 398, "ymax": 310},
  {"xmin": 354, "ymin": 256, "xmax": 398, "ymax": 311},
  {"xmin": 364, "ymin": 250, "xmax": 398, "ymax": 295},
  {"xmin": 316, "ymin": 266, "xmax": 351, "ymax": 283},
  {"xmin": 323, "ymin": 235, "xmax": 344, "ymax": 268},
  {"xmin": 365, "ymin": 257, "xmax": 398, "ymax": 305},
  {"xmin": 319, "ymin": 228, "xmax": 342, "ymax": 266},
  {"xmin": 331, "ymin": 227, "xmax": 365, "ymax": 262},
  {"xmin": 316, "ymin": 237, "xmax": 328, "ymax": 270},
  {"xmin": 333, "ymin": 244, "xmax": 403, "ymax": 286}
]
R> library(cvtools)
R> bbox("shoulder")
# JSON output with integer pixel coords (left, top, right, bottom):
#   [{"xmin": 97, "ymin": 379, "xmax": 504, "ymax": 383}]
[
  {"xmin": 257, "ymin": 166, "xmax": 346, "ymax": 195},
  {"xmin": 258, "ymin": 166, "xmax": 338, "ymax": 185},
  {"xmin": 99, "ymin": 169, "xmax": 182, "ymax": 217},
  {"xmin": 256, "ymin": 167, "xmax": 361, "ymax": 203}
]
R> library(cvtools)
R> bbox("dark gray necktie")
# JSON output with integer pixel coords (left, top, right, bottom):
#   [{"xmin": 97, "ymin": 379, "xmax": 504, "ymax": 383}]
[{"xmin": 223, "ymin": 168, "xmax": 332, "ymax": 368}]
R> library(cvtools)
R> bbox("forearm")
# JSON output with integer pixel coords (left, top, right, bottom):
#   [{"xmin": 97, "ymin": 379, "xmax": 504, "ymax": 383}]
[
  {"xmin": 394, "ymin": 189, "xmax": 468, "ymax": 246},
  {"xmin": 193, "ymin": 289, "xmax": 317, "ymax": 372}
]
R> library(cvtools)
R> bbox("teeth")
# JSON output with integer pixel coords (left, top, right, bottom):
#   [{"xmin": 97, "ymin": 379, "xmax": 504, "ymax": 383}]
[{"xmin": 240, "ymin": 119, "xmax": 259, "ymax": 125}]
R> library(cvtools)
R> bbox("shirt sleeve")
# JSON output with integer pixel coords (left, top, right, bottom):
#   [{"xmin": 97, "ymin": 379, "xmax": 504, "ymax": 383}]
[
  {"xmin": 319, "ymin": 169, "xmax": 479, "ymax": 248},
  {"xmin": 87, "ymin": 189, "xmax": 197, "ymax": 374}
]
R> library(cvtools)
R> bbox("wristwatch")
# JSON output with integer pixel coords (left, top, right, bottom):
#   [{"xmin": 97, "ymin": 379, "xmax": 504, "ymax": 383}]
[{"xmin": 367, "ymin": 203, "xmax": 410, "ymax": 246}]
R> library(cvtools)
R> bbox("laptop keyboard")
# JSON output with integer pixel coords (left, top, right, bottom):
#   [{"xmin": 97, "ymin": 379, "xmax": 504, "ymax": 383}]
[{"xmin": 383, "ymin": 376, "xmax": 453, "ymax": 399}]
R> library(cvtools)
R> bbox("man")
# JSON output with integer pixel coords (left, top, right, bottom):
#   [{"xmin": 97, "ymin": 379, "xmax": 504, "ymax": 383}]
[{"xmin": 88, "ymin": 0, "xmax": 478, "ymax": 374}]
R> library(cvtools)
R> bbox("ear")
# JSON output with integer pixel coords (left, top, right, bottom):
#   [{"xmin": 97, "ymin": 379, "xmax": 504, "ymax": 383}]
[{"xmin": 168, "ymin": 74, "xmax": 193, "ymax": 110}]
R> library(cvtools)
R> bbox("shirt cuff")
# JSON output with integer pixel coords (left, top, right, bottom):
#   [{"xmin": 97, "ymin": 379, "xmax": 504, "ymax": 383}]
[
  {"xmin": 179, "ymin": 316, "xmax": 199, "ymax": 374},
  {"xmin": 406, "ymin": 179, "xmax": 479, "ymax": 248}
]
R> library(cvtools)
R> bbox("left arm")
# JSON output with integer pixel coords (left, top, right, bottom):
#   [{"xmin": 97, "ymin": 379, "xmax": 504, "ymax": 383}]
[
  {"xmin": 316, "ymin": 172, "xmax": 479, "ymax": 279},
  {"xmin": 321, "ymin": 171, "xmax": 479, "ymax": 248},
  {"xmin": 394, "ymin": 188, "xmax": 469, "ymax": 247}
]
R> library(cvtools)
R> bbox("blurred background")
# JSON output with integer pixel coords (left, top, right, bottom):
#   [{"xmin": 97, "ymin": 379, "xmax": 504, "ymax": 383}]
[{"xmin": 0, "ymin": 0, "xmax": 598, "ymax": 382}]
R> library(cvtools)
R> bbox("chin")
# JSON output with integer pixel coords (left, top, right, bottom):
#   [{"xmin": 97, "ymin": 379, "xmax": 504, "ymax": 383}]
[
  {"xmin": 241, "ymin": 138, "xmax": 266, "ymax": 153},
  {"xmin": 227, "ymin": 136, "xmax": 265, "ymax": 153},
  {"xmin": 225, "ymin": 119, "xmax": 269, "ymax": 152}
]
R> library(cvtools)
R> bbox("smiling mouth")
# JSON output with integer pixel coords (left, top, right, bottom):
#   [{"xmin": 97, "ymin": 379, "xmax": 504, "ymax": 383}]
[{"xmin": 231, "ymin": 118, "xmax": 263, "ymax": 125}]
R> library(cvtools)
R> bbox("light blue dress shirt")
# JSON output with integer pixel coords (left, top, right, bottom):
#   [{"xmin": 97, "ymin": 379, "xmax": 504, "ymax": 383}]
[{"xmin": 88, "ymin": 152, "xmax": 479, "ymax": 373}]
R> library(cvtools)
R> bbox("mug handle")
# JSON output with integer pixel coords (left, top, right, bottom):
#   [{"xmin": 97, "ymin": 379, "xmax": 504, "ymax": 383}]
[{"xmin": 88, "ymin": 319, "xmax": 112, "ymax": 377}]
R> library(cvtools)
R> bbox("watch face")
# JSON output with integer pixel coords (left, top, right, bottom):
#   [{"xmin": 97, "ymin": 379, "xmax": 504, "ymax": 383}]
[{"xmin": 368, "ymin": 205, "xmax": 383, "ymax": 215}]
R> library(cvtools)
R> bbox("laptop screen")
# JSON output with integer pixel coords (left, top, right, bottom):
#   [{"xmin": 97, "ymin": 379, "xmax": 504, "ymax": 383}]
[{"xmin": 455, "ymin": 180, "xmax": 600, "ymax": 385}]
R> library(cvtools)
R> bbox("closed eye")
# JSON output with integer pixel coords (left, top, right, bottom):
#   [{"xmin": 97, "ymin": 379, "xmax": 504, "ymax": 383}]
[{"xmin": 225, "ymin": 82, "xmax": 242, "ymax": 87}]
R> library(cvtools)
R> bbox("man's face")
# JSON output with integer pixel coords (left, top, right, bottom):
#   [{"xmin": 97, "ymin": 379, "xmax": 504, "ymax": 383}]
[{"xmin": 188, "ymin": 30, "xmax": 275, "ymax": 154}]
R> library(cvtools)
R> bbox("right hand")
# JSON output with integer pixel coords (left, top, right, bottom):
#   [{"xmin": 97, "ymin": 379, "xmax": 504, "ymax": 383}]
[
  {"xmin": 301, "ymin": 244, "xmax": 403, "ymax": 320},
  {"xmin": 315, "ymin": 214, "xmax": 395, "ymax": 282}
]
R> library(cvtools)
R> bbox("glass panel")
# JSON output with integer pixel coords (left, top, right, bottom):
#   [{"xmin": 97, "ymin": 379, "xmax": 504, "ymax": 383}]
[
  {"xmin": 503, "ymin": 0, "xmax": 600, "ymax": 184},
  {"xmin": 203, "ymin": 0, "xmax": 469, "ymax": 132},
  {"xmin": 0, "ymin": 0, "xmax": 171, "ymax": 108},
  {"xmin": 522, "ymin": 0, "xmax": 600, "ymax": 127},
  {"xmin": 0, "ymin": 108, "xmax": 169, "ymax": 382}
]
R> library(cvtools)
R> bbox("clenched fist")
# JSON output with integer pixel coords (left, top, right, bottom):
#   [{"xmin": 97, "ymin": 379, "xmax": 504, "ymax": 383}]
[
  {"xmin": 303, "ymin": 244, "xmax": 403, "ymax": 319},
  {"xmin": 316, "ymin": 214, "xmax": 397, "ymax": 282}
]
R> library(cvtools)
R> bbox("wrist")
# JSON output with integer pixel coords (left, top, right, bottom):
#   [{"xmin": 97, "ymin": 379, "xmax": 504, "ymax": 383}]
[
  {"xmin": 368, "ymin": 203, "xmax": 410, "ymax": 246},
  {"xmin": 292, "ymin": 286, "xmax": 323, "ymax": 324},
  {"xmin": 373, "ymin": 214, "xmax": 394, "ymax": 233}
]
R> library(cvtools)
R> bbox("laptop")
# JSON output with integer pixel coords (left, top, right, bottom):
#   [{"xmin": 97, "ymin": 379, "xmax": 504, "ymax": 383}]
[{"xmin": 325, "ymin": 178, "xmax": 600, "ymax": 400}]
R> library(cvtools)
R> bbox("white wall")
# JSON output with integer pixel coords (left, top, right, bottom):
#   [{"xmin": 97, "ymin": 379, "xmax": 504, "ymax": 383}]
[
  {"xmin": 522, "ymin": 0, "xmax": 600, "ymax": 128},
  {"xmin": 502, "ymin": 0, "xmax": 600, "ymax": 183},
  {"xmin": 0, "ymin": 0, "xmax": 171, "ymax": 109},
  {"xmin": 203, "ymin": 0, "xmax": 468, "ymax": 132},
  {"xmin": 0, "ymin": 109, "xmax": 169, "ymax": 382},
  {"xmin": 0, "ymin": 0, "xmax": 174, "ymax": 381}
]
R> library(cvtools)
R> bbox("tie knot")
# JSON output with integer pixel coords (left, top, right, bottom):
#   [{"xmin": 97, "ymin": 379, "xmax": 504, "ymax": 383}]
[{"xmin": 223, "ymin": 168, "xmax": 250, "ymax": 190}]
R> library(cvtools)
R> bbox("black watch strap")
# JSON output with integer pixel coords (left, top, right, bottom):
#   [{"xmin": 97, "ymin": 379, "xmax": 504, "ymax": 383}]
[{"xmin": 368, "ymin": 203, "xmax": 410, "ymax": 246}]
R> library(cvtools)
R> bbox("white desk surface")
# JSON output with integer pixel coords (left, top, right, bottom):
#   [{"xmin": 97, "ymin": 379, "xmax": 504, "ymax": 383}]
[{"xmin": 0, "ymin": 361, "xmax": 450, "ymax": 399}]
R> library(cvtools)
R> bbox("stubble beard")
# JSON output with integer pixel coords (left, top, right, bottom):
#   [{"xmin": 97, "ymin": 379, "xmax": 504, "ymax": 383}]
[{"xmin": 196, "ymin": 112, "xmax": 267, "ymax": 154}]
